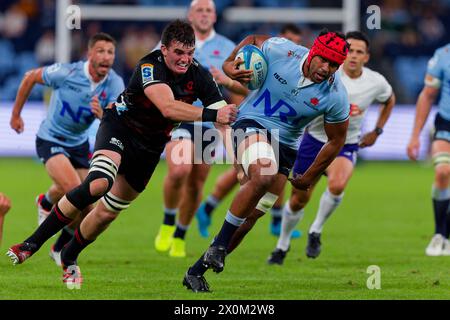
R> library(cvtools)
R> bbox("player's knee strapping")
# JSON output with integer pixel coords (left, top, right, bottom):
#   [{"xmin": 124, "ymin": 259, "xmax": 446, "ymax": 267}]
[
  {"xmin": 433, "ymin": 152, "xmax": 450, "ymax": 167},
  {"xmin": 101, "ymin": 191, "xmax": 131, "ymax": 213},
  {"xmin": 241, "ymin": 141, "xmax": 278, "ymax": 176},
  {"xmin": 66, "ymin": 155, "xmax": 118, "ymax": 210},
  {"xmin": 256, "ymin": 192, "xmax": 278, "ymax": 213}
]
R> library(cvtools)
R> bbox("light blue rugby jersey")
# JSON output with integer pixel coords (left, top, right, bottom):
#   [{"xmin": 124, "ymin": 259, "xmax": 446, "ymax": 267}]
[
  {"xmin": 38, "ymin": 61, "xmax": 124, "ymax": 147},
  {"xmin": 426, "ymin": 44, "xmax": 450, "ymax": 120},
  {"xmin": 236, "ymin": 37, "xmax": 350, "ymax": 150}
]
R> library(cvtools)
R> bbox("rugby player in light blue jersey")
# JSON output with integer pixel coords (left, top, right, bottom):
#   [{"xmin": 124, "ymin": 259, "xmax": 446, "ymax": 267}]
[
  {"xmin": 408, "ymin": 43, "xmax": 450, "ymax": 256},
  {"xmin": 154, "ymin": 0, "xmax": 248, "ymax": 258},
  {"xmin": 195, "ymin": 23, "xmax": 305, "ymax": 240},
  {"xmin": 183, "ymin": 30, "xmax": 351, "ymax": 292},
  {"xmin": 9, "ymin": 33, "xmax": 124, "ymax": 266}
]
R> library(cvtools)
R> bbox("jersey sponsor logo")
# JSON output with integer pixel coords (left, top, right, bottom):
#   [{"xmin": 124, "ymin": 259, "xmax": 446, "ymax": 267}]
[
  {"xmin": 253, "ymin": 89, "xmax": 299, "ymax": 124},
  {"xmin": 67, "ymin": 84, "xmax": 82, "ymax": 93},
  {"xmin": 268, "ymin": 37, "xmax": 287, "ymax": 44},
  {"xmin": 60, "ymin": 101, "xmax": 94, "ymax": 124},
  {"xmin": 46, "ymin": 63, "xmax": 62, "ymax": 74},
  {"xmin": 109, "ymin": 137, "xmax": 124, "ymax": 150},
  {"xmin": 141, "ymin": 63, "xmax": 154, "ymax": 84},
  {"xmin": 274, "ymin": 73, "xmax": 287, "ymax": 85},
  {"xmin": 213, "ymin": 50, "xmax": 220, "ymax": 56},
  {"xmin": 310, "ymin": 97, "xmax": 319, "ymax": 106},
  {"xmin": 50, "ymin": 146, "xmax": 65, "ymax": 155}
]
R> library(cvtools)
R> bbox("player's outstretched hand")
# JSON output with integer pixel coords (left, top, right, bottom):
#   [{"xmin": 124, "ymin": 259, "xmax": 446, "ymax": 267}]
[
  {"xmin": 90, "ymin": 95, "xmax": 103, "ymax": 119},
  {"xmin": 223, "ymin": 58, "xmax": 253, "ymax": 85},
  {"xmin": 216, "ymin": 104, "xmax": 238, "ymax": 125},
  {"xmin": 289, "ymin": 174, "xmax": 311, "ymax": 191},
  {"xmin": 359, "ymin": 131, "xmax": 378, "ymax": 148},
  {"xmin": 407, "ymin": 137, "xmax": 420, "ymax": 161},
  {"xmin": 10, "ymin": 115, "xmax": 24, "ymax": 134}
]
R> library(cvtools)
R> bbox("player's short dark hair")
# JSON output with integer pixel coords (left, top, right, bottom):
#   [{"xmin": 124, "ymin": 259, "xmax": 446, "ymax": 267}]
[
  {"xmin": 161, "ymin": 19, "xmax": 195, "ymax": 48},
  {"xmin": 88, "ymin": 32, "xmax": 117, "ymax": 48},
  {"xmin": 345, "ymin": 31, "xmax": 370, "ymax": 51},
  {"xmin": 280, "ymin": 23, "xmax": 302, "ymax": 35}
]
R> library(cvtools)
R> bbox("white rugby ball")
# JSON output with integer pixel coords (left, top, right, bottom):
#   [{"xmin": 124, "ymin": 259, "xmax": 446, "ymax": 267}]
[{"xmin": 235, "ymin": 44, "xmax": 268, "ymax": 90}]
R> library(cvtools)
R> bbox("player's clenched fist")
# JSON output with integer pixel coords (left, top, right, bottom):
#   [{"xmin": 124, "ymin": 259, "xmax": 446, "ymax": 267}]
[{"xmin": 216, "ymin": 104, "xmax": 238, "ymax": 125}]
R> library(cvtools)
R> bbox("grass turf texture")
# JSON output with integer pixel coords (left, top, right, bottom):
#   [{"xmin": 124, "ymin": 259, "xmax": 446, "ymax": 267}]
[{"xmin": 0, "ymin": 158, "xmax": 449, "ymax": 299}]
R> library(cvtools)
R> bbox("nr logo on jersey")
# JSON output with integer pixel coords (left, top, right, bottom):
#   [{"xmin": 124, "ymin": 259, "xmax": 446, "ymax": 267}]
[
  {"xmin": 141, "ymin": 63, "xmax": 154, "ymax": 84},
  {"xmin": 60, "ymin": 101, "xmax": 94, "ymax": 124},
  {"xmin": 253, "ymin": 89, "xmax": 298, "ymax": 124}
]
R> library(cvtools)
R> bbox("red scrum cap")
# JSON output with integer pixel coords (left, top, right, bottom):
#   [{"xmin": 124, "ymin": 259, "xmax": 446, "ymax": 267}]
[{"xmin": 307, "ymin": 31, "xmax": 349, "ymax": 66}]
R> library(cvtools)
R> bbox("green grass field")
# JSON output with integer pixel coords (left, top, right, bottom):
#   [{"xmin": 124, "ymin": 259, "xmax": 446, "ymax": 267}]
[{"xmin": 0, "ymin": 158, "xmax": 449, "ymax": 300}]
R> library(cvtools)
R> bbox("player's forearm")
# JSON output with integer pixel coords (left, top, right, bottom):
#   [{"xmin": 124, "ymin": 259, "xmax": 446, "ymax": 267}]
[
  {"xmin": 224, "ymin": 35, "xmax": 270, "ymax": 65},
  {"xmin": 12, "ymin": 73, "xmax": 38, "ymax": 116},
  {"xmin": 225, "ymin": 80, "xmax": 250, "ymax": 96},
  {"xmin": 411, "ymin": 91, "xmax": 434, "ymax": 138},
  {"xmin": 375, "ymin": 93, "xmax": 396, "ymax": 130},
  {"xmin": 301, "ymin": 139, "xmax": 344, "ymax": 183},
  {"xmin": 162, "ymin": 100, "xmax": 203, "ymax": 122}
]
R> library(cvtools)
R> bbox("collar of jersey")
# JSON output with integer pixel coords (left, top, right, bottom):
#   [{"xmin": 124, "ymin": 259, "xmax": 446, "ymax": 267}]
[
  {"xmin": 297, "ymin": 53, "xmax": 314, "ymax": 88},
  {"xmin": 84, "ymin": 61, "xmax": 109, "ymax": 91},
  {"xmin": 196, "ymin": 29, "xmax": 216, "ymax": 50}
]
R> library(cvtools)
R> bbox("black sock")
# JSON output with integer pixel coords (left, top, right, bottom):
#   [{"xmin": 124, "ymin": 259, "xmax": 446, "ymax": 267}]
[
  {"xmin": 53, "ymin": 227, "xmax": 74, "ymax": 252},
  {"xmin": 25, "ymin": 204, "xmax": 73, "ymax": 249},
  {"xmin": 40, "ymin": 194, "xmax": 53, "ymax": 211},
  {"xmin": 212, "ymin": 220, "xmax": 240, "ymax": 248},
  {"xmin": 173, "ymin": 225, "xmax": 187, "ymax": 239},
  {"xmin": 188, "ymin": 254, "xmax": 208, "ymax": 276},
  {"xmin": 272, "ymin": 216, "xmax": 282, "ymax": 225},
  {"xmin": 445, "ymin": 211, "xmax": 450, "ymax": 239},
  {"xmin": 433, "ymin": 199, "xmax": 449, "ymax": 236},
  {"xmin": 61, "ymin": 227, "xmax": 93, "ymax": 266},
  {"xmin": 163, "ymin": 208, "xmax": 177, "ymax": 226},
  {"xmin": 204, "ymin": 196, "xmax": 219, "ymax": 217}
]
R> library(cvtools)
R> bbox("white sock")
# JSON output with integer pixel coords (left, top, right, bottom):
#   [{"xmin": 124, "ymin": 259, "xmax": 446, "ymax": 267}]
[
  {"xmin": 309, "ymin": 188, "xmax": 344, "ymax": 234},
  {"xmin": 276, "ymin": 202, "xmax": 304, "ymax": 251}
]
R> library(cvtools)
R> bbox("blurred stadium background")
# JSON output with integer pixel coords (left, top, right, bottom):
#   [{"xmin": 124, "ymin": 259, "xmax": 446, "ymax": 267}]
[
  {"xmin": 0, "ymin": 0, "xmax": 449, "ymax": 159},
  {"xmin": 1, "ymin": 0, "xmax": 450, "ymax": 300}
]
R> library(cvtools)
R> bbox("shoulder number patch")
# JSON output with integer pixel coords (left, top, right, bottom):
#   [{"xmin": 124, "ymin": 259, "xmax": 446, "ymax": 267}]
[{"xmin": 141, "ymin": 63, "xmax": 154, "ymax": 84}]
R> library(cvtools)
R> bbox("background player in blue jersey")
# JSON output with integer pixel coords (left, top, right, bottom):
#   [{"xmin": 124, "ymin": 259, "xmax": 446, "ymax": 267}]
[
  {"xmin": 183, "ymin": 30, "xmax": 350, "ymax": 293},
  {"xmin": 154, "ymin": 0, "xmax": 248, "ymax": 258},
  {"xmin": 195, "ymin": 23, "xmax": 304, "ymax": 239},
  {"xmin": 407, "ymin": 43, "xmax": 450, "ymax": 256},
  {"xmin": 9, "ymin": 33, "xmax": 124, "ymax": 266}
]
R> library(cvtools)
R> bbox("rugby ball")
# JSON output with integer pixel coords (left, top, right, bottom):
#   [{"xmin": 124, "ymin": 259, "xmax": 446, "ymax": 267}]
[{"xmin": 235, "ymin": 45, "xmax": 268, "ymax": 90}]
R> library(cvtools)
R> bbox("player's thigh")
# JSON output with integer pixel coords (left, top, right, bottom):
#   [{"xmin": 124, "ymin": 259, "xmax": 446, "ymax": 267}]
[
  {"xmin": 326, "ymin": 156, "xmax": 354, "ymax": 192},
  {"xmin": 290, "ymin": 178, "xmax": 319, "ymax": 210},
  {"xmin": 187, "ymin": 163, "xmax": 211, "ymax": 188},
  {"xmin": 45, "ymin": 154, "xmax": 82, "ymax": 191},
  {"xmin": 76, "ymin": 168, "xmax": 89, "ymax": 181},
  {"xmin": 165, "ymin": 139, "xmax": 194, "ymax": 177},
  {"xmin": 108, "ymin": 174, "xmax": 140, "ymax": 202}
]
